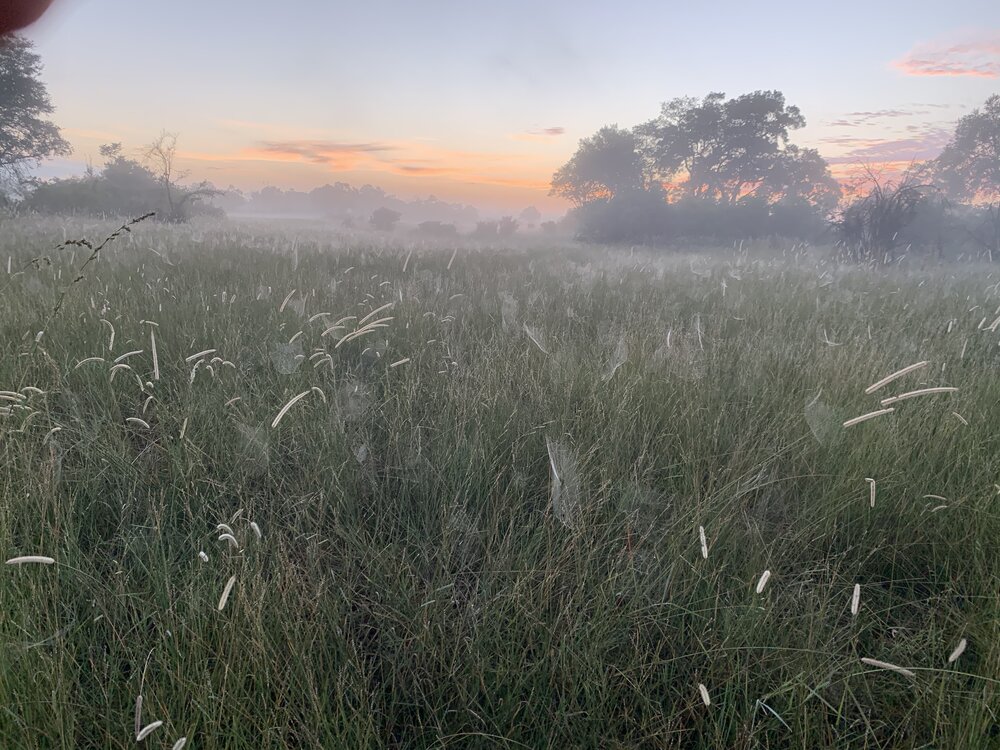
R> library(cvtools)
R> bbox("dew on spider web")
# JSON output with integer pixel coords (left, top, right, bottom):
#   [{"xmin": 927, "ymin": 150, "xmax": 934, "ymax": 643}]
[
  {"xmin": 270, "ymin": 340, "xmax": 304, "ymax": 375},
  {"xmin": 803, "ymin": 393, "xmax": 842, "ymax": 446}
]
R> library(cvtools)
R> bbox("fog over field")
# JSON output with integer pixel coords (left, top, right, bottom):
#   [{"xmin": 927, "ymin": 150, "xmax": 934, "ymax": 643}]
[{"xmin": 1, "ymin": 2, "xmax": 999, "ymax": 749}]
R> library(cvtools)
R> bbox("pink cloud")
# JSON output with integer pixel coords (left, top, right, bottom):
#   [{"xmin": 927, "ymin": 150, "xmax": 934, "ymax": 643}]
[
  {"xmin": 511, "ymin": 126, "xmax": 566, "ymax": 142},
  {"xmin": 893, "ymin": 33, "xmax": 1000, "ymax": 78},
  {"xmin": 823, "ymin": 126, "xmax": 953, "ymax": 165}
]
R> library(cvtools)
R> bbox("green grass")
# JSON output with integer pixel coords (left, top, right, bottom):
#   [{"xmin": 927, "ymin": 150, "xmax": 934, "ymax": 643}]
[{"xmin": 0, "ymin": 216, "xmax": 997, "ymax": 749}]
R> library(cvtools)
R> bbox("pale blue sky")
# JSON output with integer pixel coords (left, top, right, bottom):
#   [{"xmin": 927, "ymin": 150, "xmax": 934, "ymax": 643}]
[{"xmin": 25, "ymin": 0, "xmax": 1000, "ymax": 212}]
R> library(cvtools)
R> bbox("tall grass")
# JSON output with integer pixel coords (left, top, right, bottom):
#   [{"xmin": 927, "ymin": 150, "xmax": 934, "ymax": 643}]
[{"xmin": 0, "ymin": 216, "xmax": 997, "ymax": 748}]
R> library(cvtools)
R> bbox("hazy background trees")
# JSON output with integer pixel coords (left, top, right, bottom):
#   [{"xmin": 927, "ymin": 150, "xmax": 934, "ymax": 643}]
[
  {"xmin": 25, "ymin": 136, "xmax": 223, "ymax": 220},
  {"xmin": 552, "ymin": 91, "xmax": 841, "ymax": 246},
  {"xmin": 5, "ymin": 26, "xmax": 1000, "ymax": 258},
  {"xmin": 552, "ymin": 89, "xmax": 999, "ymax": 259}
]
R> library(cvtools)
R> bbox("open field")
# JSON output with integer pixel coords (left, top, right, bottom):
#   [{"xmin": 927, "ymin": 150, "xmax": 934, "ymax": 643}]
[{"xmin": 0, "ymin": 217, "xmax": 998, "ymax": 749}]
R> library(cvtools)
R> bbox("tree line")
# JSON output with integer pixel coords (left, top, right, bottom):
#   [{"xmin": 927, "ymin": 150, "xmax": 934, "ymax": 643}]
[
  {"xmin": 551, "ymin": 91, "xmax": 1000, "ymax": 259},
  {"xmin": 3, "ymin": 31, "xmax": 999, "ymax": 259}
]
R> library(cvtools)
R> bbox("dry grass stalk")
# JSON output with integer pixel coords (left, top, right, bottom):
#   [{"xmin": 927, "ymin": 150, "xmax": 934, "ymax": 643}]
[
  {"xmin": 860, "ymin": 657, "xmax": 915, "ymax": 678},
  {"xmin": 218, "ymin": 575, "xmax": 237, "ymax": 611},
  {"xmin": 879, "ymin": 387, "xmax": 958, "ymax": 407},
  {"xmin": 271, "ymin": 390, "xmax": 311, "ymax": 428},
  {"xmin": 864, "ymin": 361, "xmax": 928, "ymax": 394},
  {"xmin": 842, "ymin": 408, "xmax": 894, "ymax": 428},
  {"xmin": 6, "ymin": 556, "xmax": 55, "ymax": 565}
]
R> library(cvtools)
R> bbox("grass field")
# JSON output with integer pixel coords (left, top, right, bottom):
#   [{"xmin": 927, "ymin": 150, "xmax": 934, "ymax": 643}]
[{"xmin": 0, "ymin": 216, "xmax": 998, "ymax": 749}]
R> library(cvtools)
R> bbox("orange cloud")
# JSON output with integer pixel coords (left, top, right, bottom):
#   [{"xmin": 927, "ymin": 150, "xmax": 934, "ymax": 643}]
[
  {"xmin": 893, "ymin": 34, "xmax": 1000, "ymax": 78},
  {"xmin": 247, "ymin": 141, "xmax": 394, "ymax": 170},
  {"xmin": 235, "ymin": 138, "xmax": 557, "ymax": 192}
]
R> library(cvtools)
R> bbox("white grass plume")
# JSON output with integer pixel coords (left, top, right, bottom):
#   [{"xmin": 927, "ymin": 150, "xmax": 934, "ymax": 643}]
[
  {"xmin": 134, "ymin": 694, "xmax": 142, "ymax": 738},
  {"xmin": 218, "ymin": 575, "xmax": 237, "ymax": 611},
  {"xmin": 842, "ymin": 408, "xmax": 894, "ymax": 429},
  {"xmin": 698, "ymin": 683, "xmax": 711, "ymax": 706},
  {"xmin": 218, "ymin": 533, "xmax": 239, "ymax": 549},
  {"xmin": 948, "ymin": 638, "xmax": 967, "ymax": 664},
  {"xmin": 358, "ymin": 302, "xmax": 394, "ymax": 327},
  {"xmin": 74, "ymin": 357, "xmax": 105, "ymax": 369},
  {"xmin": 864, "ymin": 361, "xmax": 928, "ymax": 394},
  {"xmin": 755, "ymin": 569, "xmax": 771, "ymax": 594},
  {"xmin": 271, "ymin": 390, "xmax": 311, "ymax": 428},
  {"xmin": 879, "ymin": 387, "xmax": 958, "ymax": 407},
  {"xmin": 851, "ymin": 583, "xmax": 861, "ymax": 616},
  {"xmin": 136, "ymin": 720, "xmax": 163, "ymax": 741},
  {"xmin": 114, "ymin": 349, "xmax": 142, "ymax": 365},
  {"xmin": 150, "ymin": 328, "xmax": 160, "ymax": 381},
  {"xmin": 860, "ymin": 657, "xmax": 915, "ymax": 679},
  {"xmin": 171, "ymin": 738, "xmax": 188, "ymax": 750},
  {"xmin": 185, "ymin": 348, "xmax": 216, "ymax": 364},
  {"xmin": 865, "ymin": 478, "xmax": 876, "ymax": 508},
  {"xmin": 6, "ymin": 555, "xmax": 55, "ymax": 565},
  {"xmin": 249, "ymin": 521, "xmax": 262, "ymax": 540}
]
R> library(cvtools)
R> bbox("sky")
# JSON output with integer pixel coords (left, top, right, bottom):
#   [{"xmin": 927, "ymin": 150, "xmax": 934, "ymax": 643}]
[{"xmin": 24, "ymin": 0, "xmax": 1000, "ymax": 216}]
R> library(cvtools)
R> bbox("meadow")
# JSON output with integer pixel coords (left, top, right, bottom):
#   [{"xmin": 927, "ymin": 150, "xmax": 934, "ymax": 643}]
[{"xmin": 0, "ymin": 216, "xmax": 997, "ymax": 749}]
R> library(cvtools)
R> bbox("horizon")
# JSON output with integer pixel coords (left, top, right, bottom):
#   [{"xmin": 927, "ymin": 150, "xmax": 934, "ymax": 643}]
[{"xmin": 23, "ymin": 0, "xmax": 1000, "ymax": 217}]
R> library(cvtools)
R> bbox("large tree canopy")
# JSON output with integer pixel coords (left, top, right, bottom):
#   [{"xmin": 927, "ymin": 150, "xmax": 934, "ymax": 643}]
[
  {"xmin": 549, "ymin": 126, "xmax": 646, "ymax": 206},
  {"xmin": 0, "ymin": 34, "xmax": 69, "ymax": 191},
  {"xmin": 930, "ymin": 94, "xmax": 1000, "ymax": 203},
  {"xmin": 550, "ymin": 92, "xmax": 840, "ymax": 217},
  {"xmin": 637, "ymin": 90, "xmax": 835, "ymax": 206}
]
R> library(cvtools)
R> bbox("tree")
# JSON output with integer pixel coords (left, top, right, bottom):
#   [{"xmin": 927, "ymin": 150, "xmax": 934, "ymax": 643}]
[
  {"xmin": 761, "ymin": 144, "xmax": 841, "ymax": 213},
  {"xmin": 930, "ymin": 94, "xmax": 1000, "ymax": 203},
  {"xmin": 143, "ymin": 131, "xmax": 218, "ymax": 221},
  {"xmin": 549, "ymin": 125, "xmax": 647, "ymax": 206},
  {"xmin": 519, "ymin": 205, "xmax": 541, "ymax": 226},
  {"xmin": 370, "ymin": 206, "xmax": 401, "ymax": 231},
  {"xmin": 0, "ymin": 34, "xmax": 69, "ymax": 194},
  {"xmin": 471, "ymin": 220, "xmax": 498, "ymax": 239},
  {"xmin": 498, "ymin": 216, "xmax": 518, "ymax": 238},
  {"xmin": 26, "ymin": 139, "xmax": 224, "ymax": 219},
  {"xmin": 637, "ymin": 91, "xmax": 832, "ymax": 206},
  {"xmin": 414, "ymin": 220, "xmax": 458, "ymax": 238}
]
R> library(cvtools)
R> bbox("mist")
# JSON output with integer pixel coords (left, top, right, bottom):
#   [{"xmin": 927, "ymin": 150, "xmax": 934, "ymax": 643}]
[{"xmin": 1, "ymin": 3, "xmax": 999, "ymax": 748}]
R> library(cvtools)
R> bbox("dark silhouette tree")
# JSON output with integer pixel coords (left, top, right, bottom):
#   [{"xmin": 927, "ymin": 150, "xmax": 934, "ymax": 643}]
[
  {"xmin": 143, "ymin": 131, "xmax": 219, "ymax": 221},
  {"xmin": 549, "ymin": 125, "xmax": 647, "ymax": 206},
  {"xmin": 370, "ymin": 206, "xmax": 401, "ymax": 231},
  {"xmin": 0, "ymin": 34, "xmax": 70, "ymax": 194},
  {"xmin": 637, "ymin": 91, "xmax": 833, "ymax": 206},
  {"xmin": 930, "ymin": 94, "xmax": 1000, "ymax": 203},
  {"xmin": 762, "ymin": 144, "xmax": 841, "ymax": 212}
]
